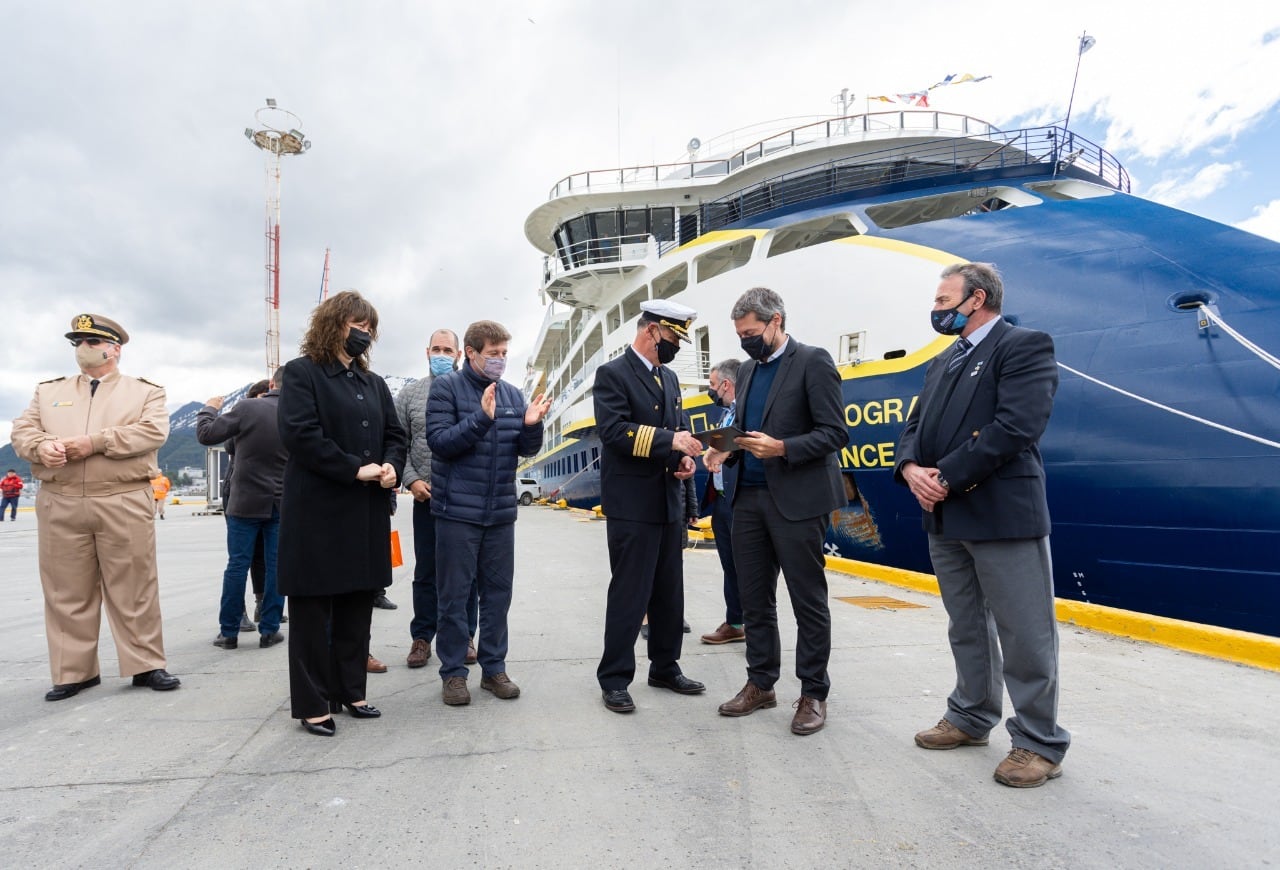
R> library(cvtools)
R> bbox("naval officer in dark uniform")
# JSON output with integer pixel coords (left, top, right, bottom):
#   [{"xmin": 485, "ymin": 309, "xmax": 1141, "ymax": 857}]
[{"xmin": 595, "ymin": 300, "xmax": 706, "ymax": 712}]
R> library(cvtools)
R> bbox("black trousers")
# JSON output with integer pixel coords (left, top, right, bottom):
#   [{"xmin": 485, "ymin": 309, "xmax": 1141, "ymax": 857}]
[
  {"xmin": 597, "ymin": 517, "xmax": 685, "ymax": 690},
  {"xmin": 732, "ymin": 486, "xmax": 832, "ymax": 701},
  {"xmin": 287, "ymin": 591, "xmax": 374, "ymax": 718}
]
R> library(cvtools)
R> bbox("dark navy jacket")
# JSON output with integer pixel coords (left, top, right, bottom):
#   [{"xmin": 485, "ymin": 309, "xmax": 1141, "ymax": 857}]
[{"xmin": 426, "ymin": 364, "xmax": 544, "ymax": 527}]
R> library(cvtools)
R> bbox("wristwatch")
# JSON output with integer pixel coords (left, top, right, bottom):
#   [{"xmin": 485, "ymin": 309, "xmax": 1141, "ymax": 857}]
[{"xmin": 936, "ymin": 473, "xmax": 950, "ymax": 490}]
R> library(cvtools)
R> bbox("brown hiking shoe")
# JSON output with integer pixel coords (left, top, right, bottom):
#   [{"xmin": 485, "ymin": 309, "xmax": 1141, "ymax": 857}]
[
  {"xmin": 914, "ymin": 718, "xmax": 988, "ymax": 750},
  {"xmin": 700, "ymin": 622, "xmax": 746, "ymax": 645},
  {"xmin": 442, "ymin": 676, "xmax": 470, "ymax": 706},
  {"xmin": 366, "ymin": 654, "xmax": 388, "ymax": 674},
  {"xmin": 994, "ymin": 748, "xmax": 1062, "ymax": 788},
  {"xmin": 481, "ymin": 672, "xmax": 521, "ymax": 700},
  {"xmin": 718, "ymin": 681, "xmax": 777, "ymax": 717},
  {"xmin": 406, "ymin": 638, "xmax": 431, "ymax": 668},
  {"xmin": 465, "ymin": 639, "xmax": 478, "ymax": 664}
]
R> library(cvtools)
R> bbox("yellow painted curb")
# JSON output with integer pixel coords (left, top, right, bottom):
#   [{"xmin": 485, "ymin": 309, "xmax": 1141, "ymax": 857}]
[{"xmin": 825, "ymin": 555, "xmax": 1280, "ymax": 673}]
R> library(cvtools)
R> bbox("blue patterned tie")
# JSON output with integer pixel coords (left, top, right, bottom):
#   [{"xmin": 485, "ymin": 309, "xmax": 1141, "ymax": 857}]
[{"xmin": 945, "ymin": 337, "xmax": 972, "ymax": 374}]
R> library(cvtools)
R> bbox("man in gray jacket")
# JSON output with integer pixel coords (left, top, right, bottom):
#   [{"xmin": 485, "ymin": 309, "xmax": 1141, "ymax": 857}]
[
  {"xmin": 196, "ymin": 369, "xmax": 288, "ymax": 649},
  {"xmin": 395, "ymin": 328, "xmax": 479, "ymax": 669}
]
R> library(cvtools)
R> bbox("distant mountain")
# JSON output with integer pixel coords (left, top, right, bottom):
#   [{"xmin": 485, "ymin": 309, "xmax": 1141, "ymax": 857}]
[{"xmin": 0, "ymin": 375, "xmax": 417, "ymax": 480}]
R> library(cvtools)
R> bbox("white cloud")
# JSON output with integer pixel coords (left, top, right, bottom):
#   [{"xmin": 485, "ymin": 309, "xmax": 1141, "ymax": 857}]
[
  {"xmin": 1237, "ymin": 199, "xmax": 1280, "ymax": 241},
  {"xmin": 1144, "ymin": 162, "xmax": 1243, "ymax": 207}
]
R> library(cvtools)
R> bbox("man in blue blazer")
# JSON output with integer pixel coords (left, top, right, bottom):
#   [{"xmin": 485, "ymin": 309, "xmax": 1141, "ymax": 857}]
[
  {"xmin": 706, "ymin": 287, "xmax": 848, "ymax": 736},
  {"xmin": 895, "ymin": 262, "xmax": 1070, "ymax": 788}
]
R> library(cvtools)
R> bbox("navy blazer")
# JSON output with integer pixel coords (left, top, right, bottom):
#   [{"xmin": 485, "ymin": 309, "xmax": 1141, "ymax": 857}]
[
  {"xmin": 729, "ymin": 338, "xmax": 847, "ymax": 521},
  {"xmin": 594, "ymin": 347, "xmax": 688, "ymax": 524},
  {"xmin": 894, "ymin": 317, "xmax": 1057, "ymax": 540}
]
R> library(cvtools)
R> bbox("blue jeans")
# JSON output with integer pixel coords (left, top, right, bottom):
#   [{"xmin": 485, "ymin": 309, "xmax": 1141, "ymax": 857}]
[
  {"xmin": 1, "ymin": 496, "xmax": 17, "ymax": 519},
  {"xmin": 710, "ymin": 491, "xmax": 741, "ymax": 624},
  {"xmin": 435, "ymin": 518, "xmax": 514, "ymax": 679},
  {"xmin": 410, "ymin": 499, "xmax": 477, "ymax": 641},
  {"xmin": 220, "ymin": 510, "xmax": 283, "ymax": 637}
]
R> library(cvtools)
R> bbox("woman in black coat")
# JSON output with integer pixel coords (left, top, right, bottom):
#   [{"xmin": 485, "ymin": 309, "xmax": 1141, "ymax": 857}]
[{"xmin": 277, "ymin": 290, "xmax": 407, "ymax": 736}]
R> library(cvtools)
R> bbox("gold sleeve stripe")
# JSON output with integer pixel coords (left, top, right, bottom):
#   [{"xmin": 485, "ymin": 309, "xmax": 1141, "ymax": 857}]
[{"xmin": 633, "ymin": 424, "xmax": 655, "ymax": 458}]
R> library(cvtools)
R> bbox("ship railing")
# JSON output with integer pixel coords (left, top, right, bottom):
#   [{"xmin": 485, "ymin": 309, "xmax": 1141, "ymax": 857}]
[
  {"xmin": 544, "ymin": 233, "xmax": 653, "ymax": 281},
  {"xmin": 690, "ymin": 125, "xmax": 1129, "ymax": 238},
  {"xmin": 547, "ymin": 111, "xmax": 1000, "ymax": 199}
]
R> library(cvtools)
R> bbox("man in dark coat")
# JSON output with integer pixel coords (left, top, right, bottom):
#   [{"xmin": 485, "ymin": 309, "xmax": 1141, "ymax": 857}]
[
  {"xmin": 705, "ymin": 287, "xmax": 848, "ymax": 736},
  {"xmin": 427, "ymin": 320, "xmax": 550, "ymax": 706},
  {"xmin": 895, "ymin": 261, "xmax": 1069, "ymax": 788},
  {"xmin": 595, "ymin": 300, "xmax": 706, "ymax": 714},
  {"xmin": 196, "ymin": 369, "xmax": 288, "ymax": 649},
  {"xmin": 698, "ymin": 357, "xmax": 745, "ymax": 646}
]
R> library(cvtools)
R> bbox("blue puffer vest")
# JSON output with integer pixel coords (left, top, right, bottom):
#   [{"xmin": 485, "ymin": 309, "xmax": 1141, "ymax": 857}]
[{"xmin": 425, "ymin": 364, "xmax": 543, "ymax": 526}]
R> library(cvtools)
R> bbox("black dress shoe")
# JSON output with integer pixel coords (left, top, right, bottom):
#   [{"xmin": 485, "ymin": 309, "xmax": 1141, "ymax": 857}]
[
  {"xmin": 213, "ymin": 634, "xmax": 238, "ymax": 649},
  {"xmin": 372, "ymin": 593, "xmax": 398, "ymax": 610},
  {"xmin": 259, "ymin": 632, "xmax": 285, "ymax": 648},
  {"xmin": 647, "ymin": 673, "xmax": 706, "ymax": 695},
  {"xmin": 299, "ymin": 716, "xmax": 336, "ymax": 736},
  {"xmin": 602, "ymin": 689, "xmax": 635, "ymax": 713},
  {"xmin": 683, "ymin": 619, "xmax": 691, "ymax": 633},
  {"xmin": 45, "ymin": 675, "xmax": 101, "ymax": 702},
  {"xmin": 131, "ymin": 669, "xmax": 181, "ymax": 691},
  {"xmin": 329, "ymin": 700, "xmax": 382, "ymax": 718}
]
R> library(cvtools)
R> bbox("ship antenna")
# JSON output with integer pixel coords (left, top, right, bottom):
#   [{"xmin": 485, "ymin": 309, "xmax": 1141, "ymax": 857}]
[{"xmin": 1057, "ymin": 31, "xmax": 1096, "ymax": 178}]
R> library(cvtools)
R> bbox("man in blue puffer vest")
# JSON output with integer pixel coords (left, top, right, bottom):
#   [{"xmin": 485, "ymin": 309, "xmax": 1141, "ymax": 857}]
[{"xmin": 427, "ymin": 320, "xmax": 552, "ymax": 706}]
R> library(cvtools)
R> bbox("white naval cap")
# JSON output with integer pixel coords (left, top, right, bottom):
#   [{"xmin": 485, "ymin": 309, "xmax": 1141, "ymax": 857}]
[{"xmin": 639, "ymin": 300, "xmax": 697, "ymax": 343}]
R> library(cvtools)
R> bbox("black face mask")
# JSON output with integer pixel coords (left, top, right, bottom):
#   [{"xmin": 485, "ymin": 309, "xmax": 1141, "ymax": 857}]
[
  {"xmin": 656, "ymin": 338, "xmax": 680, "ymax": 365},
  {"xmin": 708, "ymin": 389, "xmax": 726, "ymax": 408},
  {"xmin": 344, "ymin": 327, "xmax": 372, "ymax": 359},
  {"xmin": 740, "ymin": 322, "xmax": 776, "ymax": 361}
]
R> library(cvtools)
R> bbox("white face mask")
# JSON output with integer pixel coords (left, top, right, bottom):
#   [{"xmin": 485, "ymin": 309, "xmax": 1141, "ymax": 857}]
[{"xmin": 75, "ymin": 342, "xmax": 114, "ymax": 370}]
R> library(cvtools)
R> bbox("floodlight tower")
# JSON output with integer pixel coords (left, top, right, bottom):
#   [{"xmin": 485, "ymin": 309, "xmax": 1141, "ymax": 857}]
[{"xmin": 244, "ymin": 98, "xmax": 311, "ymax": 376}]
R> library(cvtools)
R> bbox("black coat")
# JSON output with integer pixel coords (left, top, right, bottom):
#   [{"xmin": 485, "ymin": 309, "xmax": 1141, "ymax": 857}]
[
  {"xmin": 276, "ymin": 357, "xmax": 407, "ymax": 596},
  {"xmin": 195, "ymin": 391, "xmax": 286, "ymax": 519}
]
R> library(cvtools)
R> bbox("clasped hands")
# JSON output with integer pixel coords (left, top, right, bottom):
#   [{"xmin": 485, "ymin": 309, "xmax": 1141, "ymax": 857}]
[
  {"xmin": 900, "ymin": 461, "xmax": 948, "ymax": 512},
  {"xmin": 479, "ymin": 384, "xmax": 553, "ymax": 426},
  {"xmin": 357, "ymin": 462, "xmax": 398, "ymax": 489},
  {"xmin": 37, "ymin": 436, "xmax": 93, "ymax": 466}
]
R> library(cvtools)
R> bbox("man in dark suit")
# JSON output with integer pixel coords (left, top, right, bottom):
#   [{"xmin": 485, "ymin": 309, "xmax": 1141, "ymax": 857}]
[
  {"xmin": 895, "ymin": 262, "xmax": 1070, "ymax": 788},
  {"xmin": 595, "ymin": 300, "xmax": 706, "ymax": 713},
  {"xmin": 698, "ymin": 358, "xmax": 745, "ymax": 646},
  {"xmin": 705, "ymin": 287, "xmax": 847, "ymax": 736}
]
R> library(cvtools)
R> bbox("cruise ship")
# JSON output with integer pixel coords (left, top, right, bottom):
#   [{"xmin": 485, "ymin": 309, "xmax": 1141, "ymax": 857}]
[{"xmin": 519, "ymin": 110, "xmax": 1280, "ymax": 639}]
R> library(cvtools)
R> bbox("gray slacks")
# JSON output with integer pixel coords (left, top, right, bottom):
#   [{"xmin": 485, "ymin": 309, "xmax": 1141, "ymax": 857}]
[{"xmin": 927, "ymin": 534, "xmax": 1070, "ymax": 763}]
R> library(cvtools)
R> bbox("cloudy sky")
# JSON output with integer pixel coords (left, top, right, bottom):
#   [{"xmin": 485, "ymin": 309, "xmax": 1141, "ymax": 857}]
[{"xmin": 3, "ymin": 1, "xmax": 1278, "ymax": 446}]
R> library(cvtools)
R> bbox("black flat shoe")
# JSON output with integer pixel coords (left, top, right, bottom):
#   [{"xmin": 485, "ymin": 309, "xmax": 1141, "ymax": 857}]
[
  {"xmin": 329, "ymin": 700, "xmax": 381, "ymax": 718},
  {"xmin": 131, "ymin": 669, "xmax": 181, "ymax": 691},
  {"xmin": 602, "ymin": 689, "xmax": 635, "ymax": 713},
  {"xmin": 648, "ymin": 673, "xmax": 706, "ymax": 695},
  {"xmin": 213, "ymin": 634, "xmax": 237, "ymax": 649},
  {"xmin": 259, "ymin": 632, "xmax": 284, "ymax": 648},
  {"xmin": 299, "ymin": 716, "xmax": 336, "ymax": 736},
  {"xmin": 45, "ymin": 675, "xmax": 101, "ymax": 702}
]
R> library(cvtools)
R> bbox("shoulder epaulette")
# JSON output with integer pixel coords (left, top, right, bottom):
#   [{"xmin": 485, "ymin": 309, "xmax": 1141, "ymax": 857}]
[
  {"xmin": 136, "ymin": 377, "xmax": 164, "ymax": 388},
  {"xmin": 39, "ymin": 376, "xmax": 67, "ymax": 384}
]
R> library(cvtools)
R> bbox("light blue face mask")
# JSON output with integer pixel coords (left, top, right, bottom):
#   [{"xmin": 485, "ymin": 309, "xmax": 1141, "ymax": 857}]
[{"xmin": 429, "ymin": 354, "xmax": 454, "ymax": 377}]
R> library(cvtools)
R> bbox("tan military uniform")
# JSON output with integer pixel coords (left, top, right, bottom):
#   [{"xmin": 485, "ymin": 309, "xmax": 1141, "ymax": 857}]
[{"xmin": 11, "ymin": 369, "xmax": 171, "ymax": 684}]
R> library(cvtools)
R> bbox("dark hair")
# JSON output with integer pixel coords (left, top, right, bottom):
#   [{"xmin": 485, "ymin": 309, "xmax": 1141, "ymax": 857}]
[
  {"xmin": 5, "ymin": 469, "xmax": 13, "ymax": 474},
  {"xmin": 299, "ymin": 290, "xmax": 380, "ymax": 369},
  {"xmin": 710, "ymin": 358, "xmax": 742, "ymax": 384},
  {"xmin": 940, "ymin": 262, "xmax": 1004, "ymax": 312},
  {"xmin": 463, "ymin": 320, "xmax": 511, "ymax": 353},
  {"xmin": 247, "ymin": 379, "xmax": 270, "ymax": 398},
  {"xmin": 270, "ymin": 367, "xmax": 286, "ymax": 388},
  {"xmin": 730, "ymin": 287, "xmax": 787, "ymax": 329}
]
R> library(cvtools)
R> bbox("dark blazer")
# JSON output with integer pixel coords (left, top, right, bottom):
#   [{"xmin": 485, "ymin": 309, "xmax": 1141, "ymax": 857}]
[
  {"xmin": 730, "ymin": 338, "xmax": 847, "ymax": 521},
  {"xmin": 894, "ymin": 317, "xmax": 1057, "ymax": 540},
  {"xmin": 276, "ymin": 357, "xmax": 407, "ymax": 596},
  {"xmin": 195, "ymin": 391, "xmax": 287, "ymax": 519},
  {"xmin": 594, "ymin": 347, "xmax": 687, "ymax": 523}
]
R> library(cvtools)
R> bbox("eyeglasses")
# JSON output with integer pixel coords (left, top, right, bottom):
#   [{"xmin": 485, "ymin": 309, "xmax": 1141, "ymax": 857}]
[{"xmin": 69, "ymin": 338, "xmax": 109, "ymax": 347}]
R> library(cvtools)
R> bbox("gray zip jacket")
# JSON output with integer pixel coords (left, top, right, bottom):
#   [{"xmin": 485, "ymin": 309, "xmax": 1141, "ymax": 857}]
[{"xmin": 394, "ymin": 374, "xmax": 434, "ymax": 489}]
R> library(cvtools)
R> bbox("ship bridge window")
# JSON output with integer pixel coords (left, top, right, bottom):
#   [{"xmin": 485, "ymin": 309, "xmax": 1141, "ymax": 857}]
[
  {"xmin": 651, "ymin": 208, "xmax": 674, "ymax": 243},
  {"xmin": 695, "ymin": 237, "xmax": 756, "ymax": 283},
  {"xmin": 653, "ymin": 264, "xmax": 688, "ymax": 300},
  {"xmin": 767, "ymin": 214, "xmax": 867, "ymax": 258},
  {"xmin": 621, "ymin": 285, "xmax": 649, "ymax": 321},
  {"xmin": 865, "ymin": 186, "xmax": 1040, "ymax": 230}
]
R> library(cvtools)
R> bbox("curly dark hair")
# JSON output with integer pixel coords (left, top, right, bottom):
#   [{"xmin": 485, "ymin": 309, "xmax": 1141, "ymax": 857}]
[{"xmin": 299, "ymin": 290, "xmax": 380, "ymax": 369}]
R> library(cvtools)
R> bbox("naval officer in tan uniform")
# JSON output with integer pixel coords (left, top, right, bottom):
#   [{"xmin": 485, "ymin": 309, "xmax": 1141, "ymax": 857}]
[{"xmin": 12, "ymin": 314, "xmax": 182, "ymax": 701}]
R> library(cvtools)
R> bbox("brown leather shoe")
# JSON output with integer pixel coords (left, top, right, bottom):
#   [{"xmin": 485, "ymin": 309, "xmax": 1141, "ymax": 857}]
[
  {"xmin": 442, "ymin": 676, "xmax": 471, "ymax": 706},
  {"xmin": 406, "ymin": 638, "xmax": 431, "ymax": 669},
  {"xmin": 717, "ymin": 681, "xmax": 777, "ymax": 717},
  {"xmin": 465, "ymin": 639, "xmax": 478, "ymax": 665},
  {"xmin": 994, "ymin": 748, "xmax": 1062, "ymax": 788},
  {"xmin": 700, "ymin": 622, "xmax": 746, "ymax": 645},
  {"xmin": 481, "ymin": 672, "xmax": 521, "ymax": 699},
  {"xmin": 790, "ymin": 696, "xmax": 827, "ymax": 735},
  {"xmin": 914, "ymin": 718, "xmax": 989, "ymax": 750},
  {"xmin": 366, "ymin": 654, "xmax": 388, "ymax": 674}
]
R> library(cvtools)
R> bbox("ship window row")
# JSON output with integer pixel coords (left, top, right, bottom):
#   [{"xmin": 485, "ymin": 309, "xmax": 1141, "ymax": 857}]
[
  {"xmin": 553, "ymin": 207, "xmax": 676, "ymax": 269},
  {"xmin": 547, "ymin": 447, "xmax": 598, "ymax": 479}
]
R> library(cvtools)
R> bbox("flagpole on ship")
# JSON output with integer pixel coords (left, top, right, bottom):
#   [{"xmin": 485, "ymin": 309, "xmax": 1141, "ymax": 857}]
[{"xmin": 1057, "ymin": 31, "xmax": 1096, "ymax": 178}]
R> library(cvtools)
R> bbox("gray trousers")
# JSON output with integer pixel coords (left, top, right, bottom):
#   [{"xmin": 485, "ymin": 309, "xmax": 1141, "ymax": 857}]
[{"xmin": 927, "ymin": 534, "xmax": 1070, "ymax": 763}]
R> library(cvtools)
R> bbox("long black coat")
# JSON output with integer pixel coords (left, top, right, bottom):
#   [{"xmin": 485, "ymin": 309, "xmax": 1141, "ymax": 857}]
[{"xmin": 276, "ymin": 357, "xmax": 407, "ymax": 597}]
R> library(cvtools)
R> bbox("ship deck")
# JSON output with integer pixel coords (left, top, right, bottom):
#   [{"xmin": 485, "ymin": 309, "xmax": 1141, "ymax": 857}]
[{"xmin": 1, "ymin": 502, "xmax": 1276, "ymax": 868}]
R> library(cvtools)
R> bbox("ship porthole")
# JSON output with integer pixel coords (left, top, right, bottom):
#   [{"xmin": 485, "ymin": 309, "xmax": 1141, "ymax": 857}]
[{"xmin": 1168, "ymin": 290, "xmax": 1215, "ymax": 312}]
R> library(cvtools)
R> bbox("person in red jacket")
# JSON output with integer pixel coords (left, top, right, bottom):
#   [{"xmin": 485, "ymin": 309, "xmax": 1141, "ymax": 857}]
[{"xmin": 1, "ymin": 470, "xmax": 23, "ymax": 521}]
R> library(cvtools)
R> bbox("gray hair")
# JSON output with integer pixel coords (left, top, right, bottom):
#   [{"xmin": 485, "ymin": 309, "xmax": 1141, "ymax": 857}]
[
  {"xmin": 730, "ymin": 286, "xmax": 786, "ymax": 328},
  {"xmin": 709, "ymin": 357, "xmax": 741, "ymax": 384},
  {"xmin": 940, "ymin": 262, "xmax": 1003, "ymax": 312}
]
